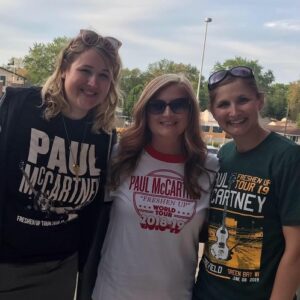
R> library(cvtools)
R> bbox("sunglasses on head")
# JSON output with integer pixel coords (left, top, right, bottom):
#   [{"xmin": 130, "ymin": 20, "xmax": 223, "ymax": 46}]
[
  {"xmin": 80, "ymin": 29, "xmax": 122, "ymax": 52},
  {"xmin": 146, "ymin": 98, "xmax": 190, "ymax": 115},
  {"xmin": 208, "ymin": 66, "xmax": 254, "ymax": 90}
]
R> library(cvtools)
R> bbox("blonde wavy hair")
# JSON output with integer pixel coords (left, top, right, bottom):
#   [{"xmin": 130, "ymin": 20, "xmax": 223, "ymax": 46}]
[
  {"xmin": 41, "ymin": 29, "xmax": 122, "ymax": 133},
  {"xmin": 110, "ymin": 73, "xmax": 209, "ymax": 198}
]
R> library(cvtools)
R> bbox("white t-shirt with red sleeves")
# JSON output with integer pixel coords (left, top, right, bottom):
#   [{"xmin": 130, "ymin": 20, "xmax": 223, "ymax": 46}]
[{"xmin": 92, "ymin": 145, "xmax": 218, "ymax": 300}]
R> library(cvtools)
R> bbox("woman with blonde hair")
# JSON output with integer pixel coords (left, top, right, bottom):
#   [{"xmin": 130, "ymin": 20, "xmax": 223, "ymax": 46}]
[
  {"xmin": 0, "ymin": 29, "xmax": 122, "ymax": 299},
  {"xmin": 93, "ymin": 73, "xmax": 218, "ymax": 300}
]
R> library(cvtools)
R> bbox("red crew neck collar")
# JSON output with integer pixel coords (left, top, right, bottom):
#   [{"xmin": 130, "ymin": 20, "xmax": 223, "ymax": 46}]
[{"xmin": 145, "ymin": 144, "xmax": 186, "ymax": 163}]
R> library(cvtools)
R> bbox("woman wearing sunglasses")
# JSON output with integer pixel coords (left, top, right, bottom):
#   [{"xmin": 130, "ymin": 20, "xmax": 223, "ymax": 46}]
[
  {"xmin": 0, "ymin": 29, "xmax": 122, "ymax": 299},
  {"xmin": 92, "ymin": 73, "xmax": 218, "ymax": 300},
  {"xmin": 193, "ymin": 66, "xmax": 300, "ymax": 300}
]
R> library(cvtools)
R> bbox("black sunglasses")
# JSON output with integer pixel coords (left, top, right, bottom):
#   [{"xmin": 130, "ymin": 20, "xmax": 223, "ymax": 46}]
[
  {"xmin": 208, "ymin": 66, "xmax": 254, "ymax": 90},
  {"xmin": 146, "ymin": 98, "xmax": 190, "ymax": 115}
]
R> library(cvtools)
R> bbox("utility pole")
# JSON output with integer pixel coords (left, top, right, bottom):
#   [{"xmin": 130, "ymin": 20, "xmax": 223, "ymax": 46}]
[{"xmin": 196, "ymin": 17, "xmax": 212, "ymax": 102}]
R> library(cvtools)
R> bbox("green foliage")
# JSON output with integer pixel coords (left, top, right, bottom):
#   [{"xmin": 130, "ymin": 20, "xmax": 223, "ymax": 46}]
[
  {"xmin": 214, "ymin": 56, "xmax": 275, "ymax": 93},
  {"xmin": 24, "ymin": 37, "xmax": 69, "ymax": 85},
  {"xmin": 287, "ymin": 80, "xmax": 300, "ymax": 121},
  {"xmin": 145, "ymin": 59, "xmax": 199, "ymax": 85},
  {"xmin": 297, "ymin": 114, "xmax": 300, "ymax": 127},
  {"xmin": 123, "ymin": 84, "xmax": 144, "ymax": 117},
  {"xmin": 120, "ymin": 68, "xmax": 146, "ymax": 98},
  {"xmin": 17, "ymin": 35, "xmax": 298, "ymax": 121},
  {"xmin": 198, "ymin": 81, "xmax": 209, "ymax": 111},
  {"xmin": 143, "ymin": 59, "xmax": 209, "ymax": 110},
  {"xmin": 121, "ymin": 59, "xmax": 205, "ymax": 117},
  {"xmin": 213, "ymin": 57, "xmax": 282, "ymax": 118},
  {"xmin": 264, "ymin": 83, "xmax": 288, "ymax": 120}
]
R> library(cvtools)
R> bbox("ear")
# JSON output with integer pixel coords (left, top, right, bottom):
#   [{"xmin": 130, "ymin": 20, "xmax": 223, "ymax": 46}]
[
  {"xmin": 61, "ymin": 65, "xmax": 67, "ymax": 79},
  {"xmin": 209, "ymin": 104, "xmax": 217, "ymax": 119},
  {"xmin": 61, "ymin": 59, "xmax": 69, "ymax": 79},
  {"xmin": 257, "ymin": 92, "xmax": 264, "ymax": 111}
]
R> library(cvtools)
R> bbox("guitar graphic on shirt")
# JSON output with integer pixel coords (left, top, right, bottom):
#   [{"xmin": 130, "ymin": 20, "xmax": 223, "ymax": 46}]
[
  {"xmin": 19, "ymin": 161, "xmax": 95, "ymax": 219},
  {"xmin": 210, "ymin": 173, "xmax": 236, "ymax": 260},
  {"xmin": 19, "ymin": 161, "xmax": 52, "ymax": 214}
]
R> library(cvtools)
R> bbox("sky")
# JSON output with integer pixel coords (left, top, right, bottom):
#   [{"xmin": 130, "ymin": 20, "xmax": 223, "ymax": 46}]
[{"xmin": 0, "ymin": 0, "xmax": 299, "ymax": 84}]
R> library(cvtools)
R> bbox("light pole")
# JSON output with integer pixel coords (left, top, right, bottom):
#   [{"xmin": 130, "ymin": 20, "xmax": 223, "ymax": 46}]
[
  {"xmin": 284, "ymin": 100, "xmax": 290, "ymax": 137},
  {"xmin": 8, "ymin": 58, "xmax": 16, "ymax": 84},
  {"xmin": 196, "ymin": 17, "xmax": 212, "ymax": 102}
]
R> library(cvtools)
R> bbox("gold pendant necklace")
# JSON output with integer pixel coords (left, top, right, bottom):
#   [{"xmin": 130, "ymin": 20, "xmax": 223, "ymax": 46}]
[
  {"xmin": 72, "ymin": 163, "xmax": 80, "ymax": 178},
  {"xmin": 61, "ymin": 115, "xmax": 88, "ymax": 179}
]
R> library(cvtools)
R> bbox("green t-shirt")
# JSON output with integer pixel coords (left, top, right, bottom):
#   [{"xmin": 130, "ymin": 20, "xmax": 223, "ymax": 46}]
[{"xmin": 194, "ymin": 132, "xmax": 300, "ymax": 300}]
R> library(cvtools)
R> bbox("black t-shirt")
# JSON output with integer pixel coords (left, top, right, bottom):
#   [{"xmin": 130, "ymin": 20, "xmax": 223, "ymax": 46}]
[{"xmin": 1, "ymin": 90, "xmax": 112, "ymax": 262}]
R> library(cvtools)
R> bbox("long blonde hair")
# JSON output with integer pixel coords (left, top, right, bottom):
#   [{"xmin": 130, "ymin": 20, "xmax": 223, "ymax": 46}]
[
  {"xmin": 42, "ymin": 29, "xmax": 122, "ymax": 133},
  {"xmin": 110, "ymin": 73, "xmax": 209, "ymax": 198}
]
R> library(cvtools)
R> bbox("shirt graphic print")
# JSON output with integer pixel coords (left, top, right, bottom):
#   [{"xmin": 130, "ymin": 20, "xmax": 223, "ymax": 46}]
[
  {"xmin": 17, "ymin": 128, "xmax": 101, "ymax": 226},
  {"xmin": 204, "ymin": 171, "xmax": 270, "ymax": 284},
  {"xmin": 130, "ymin": 169, "xmax": 196, "ymax": 234}
]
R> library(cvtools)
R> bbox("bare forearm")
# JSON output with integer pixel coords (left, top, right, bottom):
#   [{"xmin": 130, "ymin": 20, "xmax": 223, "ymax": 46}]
[{"xmin": 270, "ymin": 251, "xmax": 300, "ymax": 300}]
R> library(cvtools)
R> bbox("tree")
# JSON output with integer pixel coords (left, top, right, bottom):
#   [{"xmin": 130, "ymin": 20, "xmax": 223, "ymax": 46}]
[
  {"xmin": 120, "ymin": 68, "xmax": 146, "ymax": 98},
  {"xmin": 123, "ymin": 84, "xmax": 144, "ymax": 117},
  {"xmin": 213, "ymin": 57, "xmax": 277, "ymax": 117},
  {"xmin": 264, "ymin": 83, "xmax": 288, "ymax": 120},
  {"xmin": 24, "ymin": 37, "xmax": 69, "ymax": 85},
  {"xmin": 287, "ymin": 80, "xmax": 300, "ymax": 122},
  {"xmin": 143, "ymin": 59, "xmax": 210, "ymax": 109},
  {"xmin": 120, "ymin": 59, "xmax": 208, "ymax": 116},
  {"xmin": 144, "ymin": 59, "xmax": 199, "ymax": 89},
  {"xmin": 213, "ymin": 56, "xmax": 275, "ymax": 93},
  {"xmin": 120, "ymin": 68, "xmax": 147, "ymax": 118},
  {"xmin": 198, "ymin": 79, "xmax": 209, "ymax": 111},
  {"xmin": 297, "ymin": 114, "xmax": 300, "ymax": 128}
]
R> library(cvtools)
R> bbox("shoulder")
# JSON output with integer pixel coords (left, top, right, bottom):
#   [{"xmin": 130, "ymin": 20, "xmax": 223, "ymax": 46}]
[
  {"xmin": 2, "ymin": 86, "xmax": 42, "ymax": 106},
  {"xmin": 267, "ymin": 132, "xmax": 300, "ymax": 161},
  {"xmin": 5, "ymin": 86, "xmax": 41, "ymax": 97},
  {"xmin": 268, "ymin": 131, "xmax": 296, "ymax": 146},
  {"xmin": 218, "ymin": 140, "xmax": 235, "ymax": 157},
  {"xmin": 220, "ymin": 140, "xmax": 235, "ymax": 150},
  {"xmin": 259, "ymin": 133, "xmax": 300, "ymax": 181},
  {"xmin": 205, "ymin": 153, "xmax": 219, "ymax": 172}
]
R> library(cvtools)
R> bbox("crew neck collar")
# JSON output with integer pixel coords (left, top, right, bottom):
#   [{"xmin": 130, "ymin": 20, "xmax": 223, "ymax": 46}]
[{"xmin": 145, "ymin": 144, "xmax": 186, "ymax": 163}]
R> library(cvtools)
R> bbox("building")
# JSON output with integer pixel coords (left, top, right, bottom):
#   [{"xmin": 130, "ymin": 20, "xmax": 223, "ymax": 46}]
[
  {"xmin": 200, "ymin": 110, "xmax": 228, "ymax": 146},
  {"xmin": 0, "ymin": 81, "xmax": 3, "ymax": 98},
  {"xmin": 266, "ymin": 118, "xmax": 300, "ymax": 144},
  {"xmin": 0, "ymin": 67, "xmax": 26, "ymax": 96},
  {"xmin": 201, "ymin": 112, "xmax": 300, "ymax": 146}
]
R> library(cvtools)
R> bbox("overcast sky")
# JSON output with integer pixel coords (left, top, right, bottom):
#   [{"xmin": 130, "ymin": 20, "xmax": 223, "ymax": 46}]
[{"xmin": 0, "ymin": 0, "xmax": 299, "ymax": 84}]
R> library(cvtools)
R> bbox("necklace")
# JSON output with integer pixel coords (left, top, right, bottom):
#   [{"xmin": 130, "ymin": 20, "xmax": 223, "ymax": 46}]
[{"xmin": 61, "ymin": 115, "xmax": 88, "ymax": 178}]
